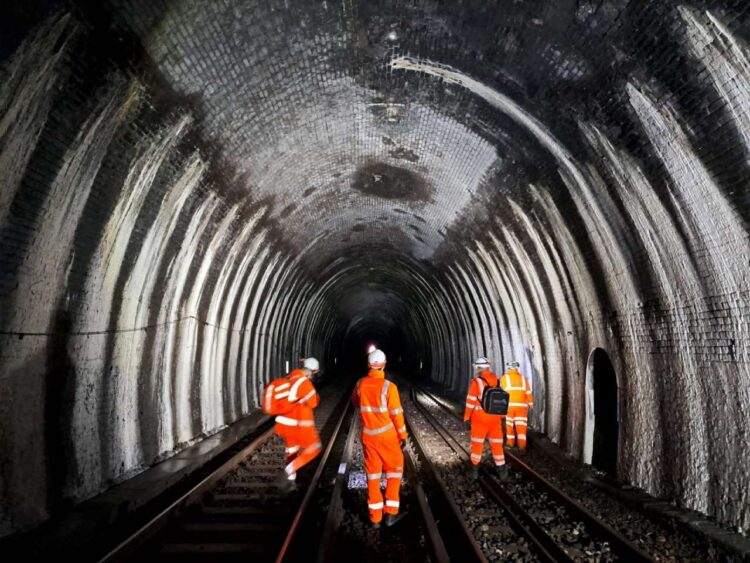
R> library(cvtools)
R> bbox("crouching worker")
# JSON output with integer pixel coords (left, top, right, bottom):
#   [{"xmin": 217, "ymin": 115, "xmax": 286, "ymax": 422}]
[
  {"xmin": 263, "ymin": 357, "xmax": 322, "ymax": 492},
  {"xmin": 464, "ymin": 356, "xmax": 509, "ymax": 480},
  {"xmin": 352, "ymin": 349, "xmax": 408, "ymax": 528}
]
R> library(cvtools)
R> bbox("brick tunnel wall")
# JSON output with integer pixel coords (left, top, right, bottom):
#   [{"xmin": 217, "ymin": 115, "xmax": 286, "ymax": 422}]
[{"xmin": 1, "ymin": 0, "xmax": 749, "ymax": 538}]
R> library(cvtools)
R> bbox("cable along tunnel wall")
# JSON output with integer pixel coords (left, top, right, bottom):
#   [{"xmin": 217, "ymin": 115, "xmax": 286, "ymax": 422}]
[{"xmin": 1, "ymin": 0, "xmax": 749, "ymax": 541}]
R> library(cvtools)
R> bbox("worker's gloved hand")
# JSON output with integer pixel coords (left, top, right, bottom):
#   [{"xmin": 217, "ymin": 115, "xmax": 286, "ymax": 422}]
[
  {"xmin": 464, "ymin": 419, "xmax": 471, "ymax": 429},
  {"xmin": 400, "ymin": 439, "xmax": 407, "ymax": 451}
]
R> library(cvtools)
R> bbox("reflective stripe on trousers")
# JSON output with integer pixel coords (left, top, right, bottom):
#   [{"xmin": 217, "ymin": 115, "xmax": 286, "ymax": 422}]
[
  {"xmin": 275, "ymin": 415, "xmax": 315, "ymax": 427},
  {"xmin": 276, "ymin": 424, "xmax": 322, "ymax": 479},
  {"xmin": 505, "ymin": 405, "xmax": 528, "ymax": 450},
  {"xmin": 470, "ymin": 412, "xmax": 504, "ymax": 465},
  {"xmin": 363, "ymin": 435, "xmax": 403, "ymax": 523}
]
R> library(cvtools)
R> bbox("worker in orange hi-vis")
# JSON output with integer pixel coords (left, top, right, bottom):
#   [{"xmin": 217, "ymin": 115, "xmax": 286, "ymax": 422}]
[
  {"xmin": 352, "ymin": 349, "xmax": 408, "ymax": 529},
  {"xmin": 500, "ymin": 360, "xmax": 534, "ymax": 453},
  {"xmin": 464, "ymin": 356, "xmax": 508, "ymax": 481},
  {"xmin": 272, "ymin": 357, "xmax": 322, "ymax": 492}
]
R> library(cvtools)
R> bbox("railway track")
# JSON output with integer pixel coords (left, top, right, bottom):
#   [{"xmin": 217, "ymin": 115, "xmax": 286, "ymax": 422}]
[
  {"xmin": 315, "ymin": 392, "xmax": 450, "ymax": 562},
  {"xmin": 96, "ymin": 373, "xmax": 715, "ymax": 562},
  {"xmin": 100, "ymin": 381, "xmax": 352, "ymax": 562},
  {"xmin": 409, "ymin": 384, "xmax": 655, "ymax": 562},
  {"xmin": 412, "ymin": 383, "xmax": 739, "ymax": 561},
  {"xmin": 99, "ymin": 377, "xmax": 457, "ymax": 563}
]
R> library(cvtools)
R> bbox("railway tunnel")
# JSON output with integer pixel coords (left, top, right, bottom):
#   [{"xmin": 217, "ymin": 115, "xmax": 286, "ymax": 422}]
[{"xmin": 1, "ymin": 0, "xmax": 749, "ymax": 558}]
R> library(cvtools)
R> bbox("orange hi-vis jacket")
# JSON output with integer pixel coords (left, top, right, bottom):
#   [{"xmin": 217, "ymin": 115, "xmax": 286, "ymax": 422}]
[
  {"xmin": 464, "ymin": 369, "xmax": 504, "ymax": 421},
  {"xmin": 500, "ymin": 368, "xmax": 533, "ymax": 409},
  {"xmin": 352, "ymin": 369, "xmax": 407, "ymax": 442},
  {"xmin": 273, "ymin": 369, "xmax": 320, "ymax": 428}
]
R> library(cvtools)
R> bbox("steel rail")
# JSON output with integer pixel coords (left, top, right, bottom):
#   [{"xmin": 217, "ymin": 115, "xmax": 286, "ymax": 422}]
[
  {"xmin": 316, "ymin": 392, "xmax": 449, "ymax": 563},
  {"xmin": 99, "ymin": 424, "xmax": 275, "ymax": 562},
  {"xmin": 402, "ymin": 435, "xmax": 451, "ymax": 563},
  {"xmin": 316, "ymin": 407, "xmax": 359, "ymax": 563},
  {"xmin": 410, "ymin": 388, "xmax": 571, "ymax": 563},
  {"xmin": 415, "ymin": 385, "xmax": 654, "ymax": 563},
  {"xmin": 406, "ymin": 390, "xmax": 488, "ymax": 562},
  {"xmin": 275, "ymin": 400, "xmax": 353, "ymax": 563}
]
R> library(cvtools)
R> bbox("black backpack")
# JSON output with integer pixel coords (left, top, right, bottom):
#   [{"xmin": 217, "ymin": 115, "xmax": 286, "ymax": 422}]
[{"xmin": 478, "ymin": 376, "xmax": 509, "ymax": 415}]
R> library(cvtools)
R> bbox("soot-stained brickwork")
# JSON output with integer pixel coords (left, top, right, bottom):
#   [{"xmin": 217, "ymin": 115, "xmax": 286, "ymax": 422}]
[{"xmin": 0, "ymin": 0, "xmax": 748, "ymax": 538}]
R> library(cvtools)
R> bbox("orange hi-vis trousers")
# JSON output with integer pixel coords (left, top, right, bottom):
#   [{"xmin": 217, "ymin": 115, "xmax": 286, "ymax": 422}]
[
  {"xmin": 275, "ymin": 423, "xmax": 322, "ymax": 480},
  {"xmin": 470, "ymin": 411, "xmax": 505, "ymax": 466},
  {"xmin": 505, "ymin": 406, "xmax": 529, "ymax": 450},
  {"xmin": 363, "ymin": 435, "xmax": 404, "ymax": 523}
]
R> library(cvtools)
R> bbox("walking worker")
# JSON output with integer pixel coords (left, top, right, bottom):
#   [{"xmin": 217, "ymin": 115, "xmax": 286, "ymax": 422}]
[
  {"xmin": 464, "ymin": 356, "xmax": 508, "ymax": 480},
  {"xmin": 263, "ymin": 357, "xmax": 322, "ymax": 492},
  {"xmin": 501, "ymin": 360, "xmax": 533, "ymax": 451},
  {"xmin": 352, "ymin": 349, "xmax": 408, "ymax": 528}
]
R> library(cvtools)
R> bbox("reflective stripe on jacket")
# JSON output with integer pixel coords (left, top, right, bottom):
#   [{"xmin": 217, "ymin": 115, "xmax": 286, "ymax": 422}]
[
  {"xmin": 275, "ymin": 369, "xmax": 319, "ymax": 426},
  {"xmin": 500, "ymin": 368, "xmax": 533, "ymax": 408},
  {"xmin": 352, "ymin": 369, "xmax": 407, "ymax": 441},
  {"xmin": 464, "ymin": 369, "xmax": 501, "ymax": 420}
]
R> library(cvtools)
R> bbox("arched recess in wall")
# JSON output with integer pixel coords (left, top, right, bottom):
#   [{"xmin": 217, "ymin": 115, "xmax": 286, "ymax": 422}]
[{"xmin": 583, "ymin": 348, "xmax": 619, "ymax": 475}]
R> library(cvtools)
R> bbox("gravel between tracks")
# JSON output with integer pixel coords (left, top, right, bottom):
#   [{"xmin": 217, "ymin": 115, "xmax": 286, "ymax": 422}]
[
  {"xmin": 521, "ymin": 447, "xmax": 718, "ymax": 561},
  {"xmin": 416, "ymin": 390, "xmax": 617, "ymax": 562},
  {"xmin": 213, "ymin": 380, "xmax": 348, "ymax": 498},
  {"xmin": 404, "ymin": 391, "xmax": 538, "ymax": 562},
  {"xmin": 419, "ymin": 387, "xmax": 722, "ymax": 562},
  {"xmin": 331, "ymin": 416, "xmax": 430, "ymax": 562}
]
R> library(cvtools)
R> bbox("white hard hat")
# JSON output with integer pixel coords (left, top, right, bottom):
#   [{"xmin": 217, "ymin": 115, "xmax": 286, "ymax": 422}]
[
  {"xmin": 303, "ymin": 357, "xmax": 320, "ymax": 372},
  {"xmin": 368, "ymin": 349, "xmax": 386, "ymax": 368},
  {"xmin": 472, "ymin": 356, "xmax": 491, "ymax": 368},
  {"xmin": 505, "ymin": 360, "xmax": 520, "ymax": 369}
]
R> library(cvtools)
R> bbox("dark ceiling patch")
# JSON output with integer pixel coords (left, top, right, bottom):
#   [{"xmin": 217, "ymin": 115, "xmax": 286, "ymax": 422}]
[
  {"xmin": 352, "ymin": 224, "xmax": 366, "ymax": 232},
  {"xmin": 303, "ymin": 186, "xmax": 317, "ymax": 198},
  {"xmin": 382, "ymin": 136, "xmax": 395, "ymax": 146},
  {"xmin": 393, "ymin": 208, "xmax": 408, "ymax": 214},
  {"xmin": 352, "ymin": 161, "xmax": 433, "ymax": 202},
  {"xmin": 389, "ymin": 146, "xmax": 420, "ymax": 162},
  {"xmin": 411, "ymin": 213, "xmax": 427, "ymax": 224}
]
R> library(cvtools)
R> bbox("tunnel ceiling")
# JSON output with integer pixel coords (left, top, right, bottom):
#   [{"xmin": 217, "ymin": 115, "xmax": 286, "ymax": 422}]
[{"xmin": 97, "ymin": 0, "xmax": 619, "ymax": 274}]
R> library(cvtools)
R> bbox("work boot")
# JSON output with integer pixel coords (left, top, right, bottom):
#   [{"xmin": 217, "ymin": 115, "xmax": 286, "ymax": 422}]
[
  {"xmin": 371, "ymin": 521, "xmax": 381, "ymax": 529},
  {"xmin": 496, "ymin": 464, "xmax": 508, "ymax": 481},
  {"xmin": 470, "ymin": 465, "xmax": 479, "ymax": 480},
  {"xmin": 385, "ymin": 512, "xmax": 406, "ymax": 527},
  {"xmin": 275, "ymin": 475, "xmax": 297, "ymax": 493}
]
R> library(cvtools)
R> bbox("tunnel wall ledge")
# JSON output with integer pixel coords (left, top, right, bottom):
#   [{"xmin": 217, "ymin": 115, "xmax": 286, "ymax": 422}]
[
  {"xmin": 530, "ymin": 431, "xmax": 750, "ymax": 560},
  {"xmin": 0, "ymin": 409, "xmax": 269, "ymax": 554}
]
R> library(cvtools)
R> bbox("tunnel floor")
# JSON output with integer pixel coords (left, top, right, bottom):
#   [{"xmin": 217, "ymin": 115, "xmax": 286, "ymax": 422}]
[{"xmin": 4, "ymin": 374, "xmax": 748, "ymax": 562}]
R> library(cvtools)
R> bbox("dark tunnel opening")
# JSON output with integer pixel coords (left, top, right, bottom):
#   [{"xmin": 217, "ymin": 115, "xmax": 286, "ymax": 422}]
[
  {"xmin": 307, "ymin": 249, "xmax": 441, "ymax": 383},
  {"xmin": 338, "ymin": 322, "xmax": 410, "ymax": 375},
  {"xmin": 591, "ymin": 348, "xmax": 619, "ymax": 477}
]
